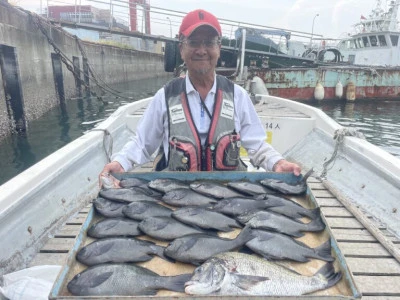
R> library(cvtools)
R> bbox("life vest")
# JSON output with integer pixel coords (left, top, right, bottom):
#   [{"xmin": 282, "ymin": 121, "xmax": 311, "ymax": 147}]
[{"xmin": 163, "ymin": 75, "xmax": 244, "ymax": 171}]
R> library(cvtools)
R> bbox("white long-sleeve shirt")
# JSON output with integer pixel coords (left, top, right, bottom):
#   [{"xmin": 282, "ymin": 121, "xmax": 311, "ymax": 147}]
[{"xmin": 112, "ymin": 75, "xmax": 283, "ymax": 171}]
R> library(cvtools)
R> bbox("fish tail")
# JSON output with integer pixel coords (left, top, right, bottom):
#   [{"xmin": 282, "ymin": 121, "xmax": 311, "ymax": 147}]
[
  {"xmin": 313, "ymin": 239, "xmax": 335, "ymax": 262},
  {"xmin": 306, "ymin": 214, "xmax": 326, "ymax": 232},
  {"xmin": 302, "ymin": 207, "xmax": 321, "ymax": 220},
  {"xmin": 301, "ymin": 168, "xmax": 314, "ymax": 183},
  {"xmin": 315, "ymin": 262, "xmax": 342, "ymax": 288},
  {"xmin": 153, "ymin": 245, "xmax": 175, "ymax": 263},
  {"xmin": 159, "ymin": 273, "xmax": 193, "ymax": 293},
  {"xmin": 236, "ymin": 225, "xmax": 256, "ymax": 244}
]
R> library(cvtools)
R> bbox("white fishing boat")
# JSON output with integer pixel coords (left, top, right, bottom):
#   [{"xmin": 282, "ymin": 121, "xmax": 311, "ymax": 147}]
[
  {"xmin": 0, "ymin": 93, "xmax": 400, "ymax": 298},
  {"xmin": 338, "ymin": 0, "xmax": 400, "ymax": 66}
]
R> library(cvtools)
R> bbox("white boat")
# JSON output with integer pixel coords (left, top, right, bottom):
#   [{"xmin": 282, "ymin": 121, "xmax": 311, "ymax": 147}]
[
  {"xmin": 338, "ymin": 0, "xmax": 400, "ymax": 66},
  {"xmin": 1, "ymin": 94, "xmax": 400, "ymax": 297}
]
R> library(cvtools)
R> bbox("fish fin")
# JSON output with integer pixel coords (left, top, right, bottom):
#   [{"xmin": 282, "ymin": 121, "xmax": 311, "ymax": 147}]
[
  {"xmin": 88, "ymin": 271, "xmax": 113, "ymax": 288},
  {"xmin": 313, "ymin": 239, "xmax": 335, "ymax": 262},
  {"xmin": 315, "ymin": 262, "xmax": 342, "ymax": 289},
  {"xmin": 233, "ymin": 274, "xmax": 269, "ymax": 290},
  {"xmin": 162, "ymin": 273, "xmax": 193, "ymax": 293},
  {"xmin": 236, "ymin": 225, "xmax": 256, "ymax": 244},
  {"xmin": 96, "ymin": 241, "xmax": 115, "ymax": 255}
]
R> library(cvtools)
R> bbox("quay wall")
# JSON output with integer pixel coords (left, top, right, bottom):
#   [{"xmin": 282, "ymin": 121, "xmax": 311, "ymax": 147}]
[{"xmin": 0, "ymin": 1, "xmax": 166, "ymax": 139}]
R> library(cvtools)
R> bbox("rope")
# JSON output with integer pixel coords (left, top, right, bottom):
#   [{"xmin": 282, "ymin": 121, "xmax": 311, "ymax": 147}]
[
  {"xmin": 90, "ymin": 129, "xmax": 113, "ymax": 163},
  {"xmin": 319, "ymin": 127, "xmax": 365, "ymax": 179}
]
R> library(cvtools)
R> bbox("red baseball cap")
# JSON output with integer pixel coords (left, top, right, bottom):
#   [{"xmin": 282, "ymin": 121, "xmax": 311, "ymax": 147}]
[{"xmin": 179, "ymin": 9, "xmax": 222, "ymax": 38}]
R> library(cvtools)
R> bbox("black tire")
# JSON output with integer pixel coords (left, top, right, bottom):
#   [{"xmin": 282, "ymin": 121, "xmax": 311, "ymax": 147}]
[{"xmin": 164, "ymin": 41, "xmax": 177, "ymax": 72}]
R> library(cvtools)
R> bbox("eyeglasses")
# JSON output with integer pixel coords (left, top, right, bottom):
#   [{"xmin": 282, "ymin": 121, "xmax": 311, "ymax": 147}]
[{"xmin": 182, "ymin": 38, "xmax": 221, "ymax": 49}]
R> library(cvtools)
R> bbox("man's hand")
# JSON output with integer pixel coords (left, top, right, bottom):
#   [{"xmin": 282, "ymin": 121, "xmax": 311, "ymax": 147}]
[
  {"xmin": 99, "ymin": 161, "xmax": 125, "ymax": 187},
  {"xmin": 273, "ymin": 159, "xmax": 301, "ymax": 176}
]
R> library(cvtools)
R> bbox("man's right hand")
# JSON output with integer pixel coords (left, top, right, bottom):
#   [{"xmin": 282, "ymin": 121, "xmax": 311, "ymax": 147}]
[{"xmin": 99, "ymin": 161, "xmax": 125, "ymax": 187}]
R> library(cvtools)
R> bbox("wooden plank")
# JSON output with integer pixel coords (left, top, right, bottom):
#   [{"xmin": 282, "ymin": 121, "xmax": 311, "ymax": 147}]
[
  {"xmin": 325, "ymin": 217, "xmax": 364, "ymax": 229},
  {"xmin": 321, "ymin": 207, "xmax": 353, "ymax": 217},
  {"xmin": 354, "ymin": 276, "xmax": 400, "ymax": 295},
  {"xmin": 54, "ymin": 224, "xmax": 81, "ymax": 238},
  {"xmin": 332, "ymin": 228, "xmax": 400, "ymax": 243},
  {"xmin": 40, "ymin": 238, "xmax": 76, "ymax": 253},
  {"xmin": 362, "ymin": 297, "xmax": 400, "ymax": 300},
  {"xmin": 338, "ymin": 242, "xmax": 391, "ymax": 257},
  {"xmin": 314, "ymin": 197, "xmax": 343, "ymax": 207},
  {"xmin": 66, "ymin": 215, "xmax": 87, "ymax": 225},
  {"xmin": 29, "ymin": 253, "xmax": 69, "ymax": 267},
  {"xmin": 311, "ymin": 190, "xmax": 334, "ymax": 198},
  {"xmin": 307, "ymin": 177, "xmax": 321, "ymax": 183},
  {"xmin": 308, "ymin": 182, "xmax": 325, "ymax": 190},
  {"xmin": 346, "ymin": 257, "xmax": 400, "ymax": 275}
]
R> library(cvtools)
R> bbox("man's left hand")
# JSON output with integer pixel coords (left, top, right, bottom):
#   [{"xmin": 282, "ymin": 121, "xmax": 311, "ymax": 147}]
[{"xmin": 273, "ymin": 159, "xmax": 301, "ymax": 176}]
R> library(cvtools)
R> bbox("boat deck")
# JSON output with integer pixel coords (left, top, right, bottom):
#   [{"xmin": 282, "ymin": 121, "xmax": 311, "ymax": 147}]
[
  {"xmin": 29, "ymin": 173, "xmax": 400, "ymax": 299},
  {"xmin": 29, "ymin": 101, "xmax": 400, "ymax": 298}
]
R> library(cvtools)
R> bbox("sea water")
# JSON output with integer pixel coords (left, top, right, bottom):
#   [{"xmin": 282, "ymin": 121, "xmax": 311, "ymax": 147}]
[{"xmin": 0, "ymin": 77, "xmax": 399, "ymax": 186}]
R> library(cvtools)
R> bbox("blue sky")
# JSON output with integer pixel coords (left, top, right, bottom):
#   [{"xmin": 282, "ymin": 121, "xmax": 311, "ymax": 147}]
[{"xmin": 16, "ymin": 0, "xmax": 381, "ymax": 40}]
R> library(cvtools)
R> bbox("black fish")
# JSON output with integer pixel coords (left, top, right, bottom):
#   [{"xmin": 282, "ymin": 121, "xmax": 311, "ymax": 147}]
[
  {"xmin": 190, "ymin": 181, "xmax": 243, "ymax": 199},
  {"xmin": 164, "ymin": 225, "xmax": 254, "ymax": 265},
  {"xmin": 138, "ymin": 216, "xmax": 209, "ymax": 241},
  {"xmin": 119, "ymin": 177, "xmax": 149, "ymax": 188},
  {"xmin": 93, "ymin": 197, "xmax": 127, "ymax": 218},
  {"xmin": 162, "ymin": 188, "xmax": 218, "ymax": 207},
  {"xmin": 246, "ymin": 230, "xmax": 334, "ymax": 262},
  {"xmin": 76, "ymin": 237, "xmax": 168, "ymax": 266},
  {"xmin": 123, "ymin": 201, "xmax": 173, "ymax": 220},
  {"xmin": 259, "ymin": 168, "xmax": 314, "ymax": 195},
  {"xmin": 172, "ymin": 207, "xmax": 242, "ymax": 232},
  {"xmin": 237, "ymin": 210, "xmax": 325, "ymax": 237},
  {"xmin": 67, "ymin": 263, "xmax": 191, "ymax": 296},
  {"xmin": 211, "ymin": 197, "xmax": 279, "ymax": 216},
  {"xmin": 87, "ymin": 217, "xmax": 141, "ymax": 238},
  {"xmin": 99, "ymin": 187, "xmax": 159, "ymax": 203},
  {"xmin": 227, "ymin": 181, "xmax": 276, "ymax": 196}
]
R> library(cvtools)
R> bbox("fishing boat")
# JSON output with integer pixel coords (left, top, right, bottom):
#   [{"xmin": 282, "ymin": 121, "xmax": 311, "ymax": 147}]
[
  {"xmin": 0, "ymin": 90, "xmax": 400, "ymax": 298},
  {"xmin": 337, "ymin": 0, "xmax": 400, "ymax": 66}
]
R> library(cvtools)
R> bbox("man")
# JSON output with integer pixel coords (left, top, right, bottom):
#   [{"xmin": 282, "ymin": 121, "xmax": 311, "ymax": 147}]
[{"xmin": 99, "ymin": 9, "xmax": 301, "ymax": 178}]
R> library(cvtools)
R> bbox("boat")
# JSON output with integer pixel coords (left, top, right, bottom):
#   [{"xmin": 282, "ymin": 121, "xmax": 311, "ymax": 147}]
[
  {"xmin": 0, "ymin": 90, "xmax": 400, "ymax": 298},
  {"xmin": 337, "ymin": 0, "xmax": 400, "ymax": 66}
]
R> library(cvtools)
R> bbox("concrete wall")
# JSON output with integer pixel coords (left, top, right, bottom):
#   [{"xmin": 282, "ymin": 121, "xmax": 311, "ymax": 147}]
[{"xmin": 0, "ymin": 1, "xmax": 166, "ymax": 140}]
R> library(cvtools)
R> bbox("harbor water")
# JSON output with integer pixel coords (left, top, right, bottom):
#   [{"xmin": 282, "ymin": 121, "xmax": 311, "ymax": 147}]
[{"xmin": 0, "ymin": 76, "xmax": 399, "ymax": 186}]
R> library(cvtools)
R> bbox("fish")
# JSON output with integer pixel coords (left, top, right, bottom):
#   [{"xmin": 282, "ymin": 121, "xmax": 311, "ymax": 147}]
[
  {"xmin": 259, "ymin": 168, "xmax": 314, "ymax": 195},
  {"xmin": 164, "ymin": 225, "xmax": 254, "ymax": 265},
  {"xmin": 162, "ymin": 188, "xmax": 218, "ymax": 207},
  {"xmin": 76, "ymin": 237, "xmax": 168, "ymax": 266},
  {"xmin": 255, "ymin": 194, "xmax": 322, "ymax": 220},
  {"xmin": 119, "ymin": 177, "xmax": 149, "ymax": 188},
  {"xmin": 211, "ymin": 197, "xmax": 279, "ymax": 216},
  {"xmin": 245, "ymin": 230, "xmax": 334, "ymax": 262},
  {"xmin": 100, "ymin": 173, "xmax": 120, "ymax": 189},
  {"xmin": 122, "ymin": 201, "xmax": 173, "ymax": 220},
  {"xmin": 148, "ymin": 178, "xmax": 189, "ymax": 193},
  {"xmin": 99, "ymin": 187, "xmax": 159, "ymax": 203},
  {"xmin": 172, "ymin": 207, "xmax": 242, "ymax": 232},
  {"xmin": 190, "ymin": 181, "xmax": 243, "ymax": 199},
  {"xmin": 236, "ymin": 210, "xmax": 325, "ymax": 237},
  {"xmin": 184, "ymin": 252, "xmax": 342, "ymax": 296},
  {"xmin": 87, "ymin": 217, "xmax": 141, "ymax": 238},
  {"xmin": 67, "ymin": 263, "xmax": 192, "ymax": 296},
  {"xmin": 138, "ymin": 216, "xmax": 209, "ymax": 241},
  {"xmin": 93, "ymin": 197, "xmax": 127, "ymax": 218},
  {"xmin": 227, "ymin": 181, "xmax": 276, "ymax": 196}
]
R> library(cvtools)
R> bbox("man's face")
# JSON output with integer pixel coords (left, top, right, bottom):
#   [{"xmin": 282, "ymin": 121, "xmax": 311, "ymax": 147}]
[{"xmin": 179, "ymin": 26, "xmax": 221, "ymax": 76}]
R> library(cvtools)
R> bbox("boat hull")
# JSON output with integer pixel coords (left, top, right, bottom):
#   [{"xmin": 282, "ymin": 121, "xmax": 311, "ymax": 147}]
[{"xmin": 246, "ymin": 67, "xmax": 400, "ymax": 101}]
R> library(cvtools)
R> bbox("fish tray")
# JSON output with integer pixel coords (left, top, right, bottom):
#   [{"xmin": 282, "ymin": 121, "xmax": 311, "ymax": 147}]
[{"xmin": 50, "ymin": 171, "xmax": 361, "ymax": 299}]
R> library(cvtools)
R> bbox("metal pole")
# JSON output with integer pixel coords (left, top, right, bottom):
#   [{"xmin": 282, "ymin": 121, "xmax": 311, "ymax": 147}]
[
  {"xmin": 78, "ymin": 0, "xmax": 81, "ymax": 23},
  {"xmin": 109, "ymin": 0, "xmax": 113, "ymax": 30},
  {"xmin": 309, "ymin": 13, "xmax": 319, "ymax": 49},
  {"xmin": 166, "ymin": 17, "xmax": 172, "ymax": 38},
  {"xmin": 239, "ymin": 28, "xmax": 246, "ymax": 81},
  {"xmin": 46, "ymin": 0, "xmax": 49, "ymax": 18},
  {"xmin": 40, "ymin": 0, "xmax": 42, "ymax": 16},
  {"xmin": 75, "ymin": 0, "xmax": 77, "ymax": 22}
]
